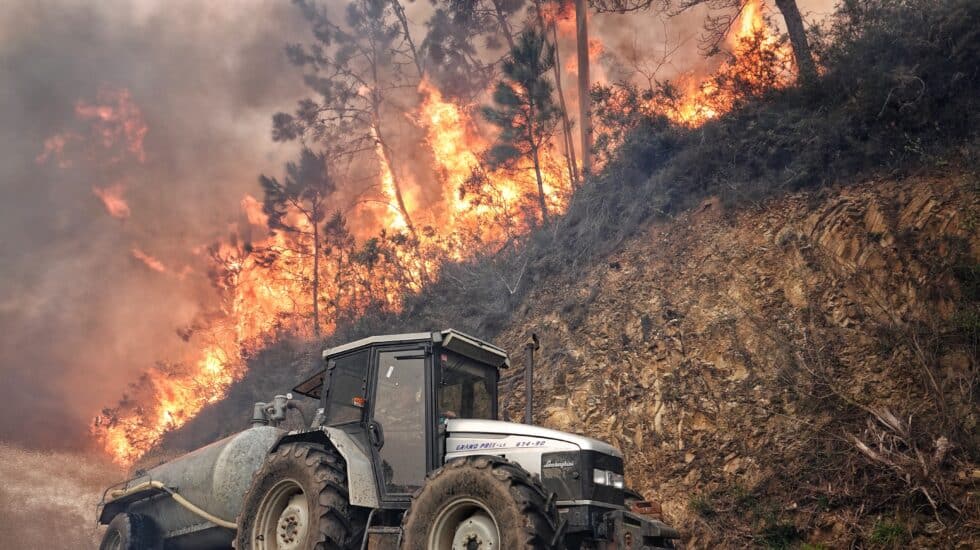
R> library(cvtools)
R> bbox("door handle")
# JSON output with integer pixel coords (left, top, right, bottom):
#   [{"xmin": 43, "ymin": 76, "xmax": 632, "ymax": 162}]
[{"xmin": 368, "ymin": 421, "xmax": 385, "ymax": 449}]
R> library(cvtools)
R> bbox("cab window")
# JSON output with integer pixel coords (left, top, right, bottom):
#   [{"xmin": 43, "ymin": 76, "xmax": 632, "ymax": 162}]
[
  {"xmin": 323, "ymin": 350, "xmax": 369, "ymax": 425},
  {"xmin": 438, "ymin": 351, "xmax": 496, "ymax": 420}
]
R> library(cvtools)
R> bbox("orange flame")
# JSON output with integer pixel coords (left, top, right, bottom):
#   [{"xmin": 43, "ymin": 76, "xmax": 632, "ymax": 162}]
[
  {"xmin": 665, "ymin": 0, "xmax": 795, "ymax": 127},
  {"xmin": 92, "ymin": 183, "xmax": 131, "ymax": 219},
  {"xmin": 96, "ymin": 345, "xmax": 243, "ymax": 465},
  {"xmin": 417, "ymin": 79, "xmax": 569, "ymax": 243},
  {"xmin": 75, "ymin": 88, "xmax": 148, "ymax": 163},
  {"xmin": 131, "ymin": 248, "xmax": 167, "ymax": 273}
]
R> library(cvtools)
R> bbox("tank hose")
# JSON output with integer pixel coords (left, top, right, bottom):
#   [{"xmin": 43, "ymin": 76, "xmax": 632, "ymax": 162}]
[{"xmin": 109, "ymin": 481, "xmax": 238, "ymax": 530}]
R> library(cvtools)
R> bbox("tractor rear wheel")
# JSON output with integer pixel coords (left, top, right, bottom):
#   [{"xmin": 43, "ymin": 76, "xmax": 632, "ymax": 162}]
[
  {"xmin": 235, "ymin": 443, "xmax": 354, "ymax": 550},
  {"xmin": 99, "ymin": 513, "xmax": 162, "ymax": 550},
  {"xmin": 401, "ymin": 456, "xmax": 559, "ymax": 550}
]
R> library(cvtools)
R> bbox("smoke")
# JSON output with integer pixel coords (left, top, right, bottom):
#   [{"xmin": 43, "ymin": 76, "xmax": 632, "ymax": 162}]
[
  {"xmin": 0, "ymin": 0, "xmax": 308, "ymax": 451},
  {"xmin": 0, "ymin": 0, "xmax": 837, "ymax": 456}
]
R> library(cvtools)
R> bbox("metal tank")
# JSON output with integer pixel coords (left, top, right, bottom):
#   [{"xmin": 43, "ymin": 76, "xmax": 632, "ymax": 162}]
[{"xmin": 100, "ymin": 424, "xmax": 284, "ymax": 549}]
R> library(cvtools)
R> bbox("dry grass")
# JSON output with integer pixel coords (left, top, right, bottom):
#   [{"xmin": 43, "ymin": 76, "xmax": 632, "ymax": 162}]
[{"xmin": 0, "ymin": 443, "xmax": 123, "ymax": 549}]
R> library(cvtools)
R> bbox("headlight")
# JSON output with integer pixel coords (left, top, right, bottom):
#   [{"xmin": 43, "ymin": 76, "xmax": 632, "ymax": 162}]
[{"xmin": 593, "ymin": 468, "xmax": 625, "ymax": 489}]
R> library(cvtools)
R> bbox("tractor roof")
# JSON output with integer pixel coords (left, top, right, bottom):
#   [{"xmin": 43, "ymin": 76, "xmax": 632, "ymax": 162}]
[{"xmin": 293, "ymin": 329, "xmax": 509, "ymax": 398}]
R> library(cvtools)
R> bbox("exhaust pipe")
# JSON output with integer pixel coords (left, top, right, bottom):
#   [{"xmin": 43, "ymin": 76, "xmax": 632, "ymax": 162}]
[{"xmin": 524, "ymin": 333, "xmax": 540, "ymax": 424}]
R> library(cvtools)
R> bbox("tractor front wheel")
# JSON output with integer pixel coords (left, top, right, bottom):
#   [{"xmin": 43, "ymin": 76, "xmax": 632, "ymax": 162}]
[
  {"xmin": 401, "ymin": 456, "xmax": 559, "ymax": 550},
  {"xmin": 235, "ymin": 443, "xmax": 354, "ymax": 550}
]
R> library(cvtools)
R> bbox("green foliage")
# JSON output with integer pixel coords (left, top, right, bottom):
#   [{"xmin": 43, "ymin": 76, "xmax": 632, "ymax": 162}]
[
  {"xmin": 482, "ymin": 27, "xmax": 561, "ymax": 170},
  {"xmin": 953, "ymin": 263, "xmax": 980, "ymax": 302},
  {"xmin": 869, "ymin": 519, "xmax": 909, "ymax": 547},
  {"xmin": 259, "ymin": 148, "xmax": 334, "ymax": 232},
  {"xmin": 952, "ymin": 308, "xmax": 980, "ymax": 335},
  {"xmin": 759, "ymin": 521, "xmax": 802, "ymax": 549},
  {"xmin": 729, "ymin": 482, "xmax": 757, "ymax": 509},
  {"xmin": 818, "ymin": 0, "xmax": 980, "ymax": 138},
  {"xmin": 482, "ymin": 26, "xmax": 562, "ymax": 223}
]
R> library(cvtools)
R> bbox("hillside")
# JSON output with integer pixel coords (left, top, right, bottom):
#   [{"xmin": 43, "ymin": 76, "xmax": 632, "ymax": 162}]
[
  {"xmin": 494, "ymin": 170, "xmax": 979, "ymax": 547},
  {"xmin": 135, "ymin": 0, "xmax": 979, "ymax": 547}
]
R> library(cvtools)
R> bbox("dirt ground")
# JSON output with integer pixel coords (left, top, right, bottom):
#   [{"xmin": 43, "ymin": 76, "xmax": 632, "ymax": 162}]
[{"xmin": 0, "ymin": 443, "xmax": 122, "ymax": 549}]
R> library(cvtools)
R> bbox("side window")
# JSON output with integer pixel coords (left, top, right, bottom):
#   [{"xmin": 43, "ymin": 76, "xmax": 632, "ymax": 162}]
[
  {"xmin": 438, "ymin": 352, "xmax": 496, "ymax": 420},
  {"xmin": 324, "ymin": 350, "xmax": 370, "ymax": 426}
]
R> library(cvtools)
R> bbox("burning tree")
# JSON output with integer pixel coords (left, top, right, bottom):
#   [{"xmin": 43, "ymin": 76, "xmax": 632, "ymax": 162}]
[
  {"xmin": 482, "ymin": 27, "xmax": 563, "ymax": 225},
  {"xmin": 259, "ymin": 148, "xmax": 337, "ymax": 336},
  {"xmin": 273, "ymin": 0, "xmax": 424, "ymax": 237},
  {"xmin": 653, "ymin": 0, "xmax": 817, "ymax": 85}
]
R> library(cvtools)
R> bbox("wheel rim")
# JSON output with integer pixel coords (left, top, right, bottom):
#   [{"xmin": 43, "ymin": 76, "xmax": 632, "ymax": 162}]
[
  {"xmin": 429, "ymin": 497, "xmax": 500, "ymax": 550},
  {"xmin": 103, "ymin": 529, "xmax": 122, "ymax": 550},
  {"xmin": 252, "ymin": 478, "xmax": 309, "ymax": 550}
]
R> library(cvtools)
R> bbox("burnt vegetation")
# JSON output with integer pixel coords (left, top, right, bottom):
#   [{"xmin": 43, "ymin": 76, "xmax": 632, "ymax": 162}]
[{"xmin": 165, "ymin": 0, "xmax": 979, "ymax": 546}]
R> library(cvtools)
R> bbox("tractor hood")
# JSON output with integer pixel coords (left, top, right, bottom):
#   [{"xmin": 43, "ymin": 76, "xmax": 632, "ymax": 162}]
[{"xmin": 445, "ymin": 419, "xmax": 622, "ymax": 458}]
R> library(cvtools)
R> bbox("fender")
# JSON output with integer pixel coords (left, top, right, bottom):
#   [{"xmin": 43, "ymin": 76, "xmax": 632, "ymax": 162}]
[{"xmin": 272, "ymin": 427, "xmax": 380, "ymax": 509}]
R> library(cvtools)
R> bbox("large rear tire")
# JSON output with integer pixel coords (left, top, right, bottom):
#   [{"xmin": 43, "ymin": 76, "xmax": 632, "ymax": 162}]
[
  {"xmin": 235, "ymin": 443, "xmax": 354, "ymax": 550},
  {"xmin": 401, "ymin": 456, "xmax": 559, "ymax": 550},
  {"xmin": 99, "ymin": 512, "xmax": 162, "ymax": 550}
]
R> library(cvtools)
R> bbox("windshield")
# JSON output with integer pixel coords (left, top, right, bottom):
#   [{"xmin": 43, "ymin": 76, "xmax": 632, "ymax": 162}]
[{"xmin": 437, "ymin": 350, "xmax": 497, "ymax": 420}]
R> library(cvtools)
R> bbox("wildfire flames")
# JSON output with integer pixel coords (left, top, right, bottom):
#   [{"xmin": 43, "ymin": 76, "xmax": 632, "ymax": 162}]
[
  {"xmin": 36, "ymin": 1, "xmax": 794, "ymax": 466},
  {"xmin": 81, "ymin": 77, "xmax": 575, "ymax": 465},
  {"xmin": 664, "ymin": 0, "xmax": 795, "ymax": 126}
]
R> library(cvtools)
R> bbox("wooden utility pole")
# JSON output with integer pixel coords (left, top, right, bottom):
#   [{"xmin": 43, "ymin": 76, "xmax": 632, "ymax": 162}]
[{"xmin": 575, "ymin": 0, "xmax": 592, "ymax": 176}]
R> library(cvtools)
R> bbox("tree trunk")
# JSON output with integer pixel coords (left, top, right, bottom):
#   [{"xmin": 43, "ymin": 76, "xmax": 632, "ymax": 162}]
[
  {"xmin": 377, "ymin": 131, "xmax": 417, "ymax": 239},
  {"xmin": 774, "ymin": 0, "xmax": 817, "ymax": 86},
  {"xmin": 549, "ymin": 16, "xmax": 580, "ymax": 188},
  {"xmin": 531, "ymin": 147, "xmax": 549, "ymax": 225},
  {"xmin": 312, "ymin": 224, "xmax": 320, "ymax": 336},
  {"xmin": 574, "ymin": 0, "xmax": 592, "ymax": 175},
  {"xmin": 375, "ymin": 124, "xmax": 429, "ymax": 283}
]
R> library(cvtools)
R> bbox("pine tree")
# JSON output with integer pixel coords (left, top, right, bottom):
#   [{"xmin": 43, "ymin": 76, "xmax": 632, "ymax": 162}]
[
  {"xmin": 482, "ymin": 27, "xmax": 561, "ymax": 225},
  {"xmin": 274, "ymin": 0, "xmax": 423, "ymax": 236},
  {"xmin": 259, "ymin": 148, "xmax": 336, "ymax": 336},
  {"xmin": 423, "ymin": 0, "xmax": 525, "ymax": 99}
]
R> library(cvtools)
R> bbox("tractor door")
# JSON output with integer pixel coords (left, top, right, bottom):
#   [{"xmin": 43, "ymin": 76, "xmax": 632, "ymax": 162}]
[{"xmin": 369, "ymin": 346, "xmax": 431, "ymax": 506}]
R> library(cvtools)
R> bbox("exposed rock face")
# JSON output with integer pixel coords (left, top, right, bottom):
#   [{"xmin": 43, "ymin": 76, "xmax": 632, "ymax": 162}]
[{"xmin": 498, "ymin": 173, "xmax": 979, "ymax": 548}]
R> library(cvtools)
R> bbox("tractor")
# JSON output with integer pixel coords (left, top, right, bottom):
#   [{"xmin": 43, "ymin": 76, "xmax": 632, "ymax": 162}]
[{"xmin": 98, "ymin": 329, "xmax": 679, "ymax": 549}]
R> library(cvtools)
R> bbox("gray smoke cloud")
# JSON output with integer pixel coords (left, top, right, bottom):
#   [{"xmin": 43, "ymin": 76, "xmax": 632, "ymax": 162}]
[{"xmin": 0, "ymin": 0, "xmax": 308, "ymax": 450}]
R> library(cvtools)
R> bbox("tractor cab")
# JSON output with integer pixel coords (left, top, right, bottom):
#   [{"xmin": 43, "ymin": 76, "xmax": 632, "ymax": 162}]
[{"xmin": 292, "ymin": 330, "xmax": 508, "ymax": 507}]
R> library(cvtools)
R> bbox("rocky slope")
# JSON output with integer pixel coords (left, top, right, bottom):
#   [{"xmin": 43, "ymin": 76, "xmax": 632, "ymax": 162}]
[{"xmin": 496, "ymin": 170, "xmax": 979, "ymax": 548}]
